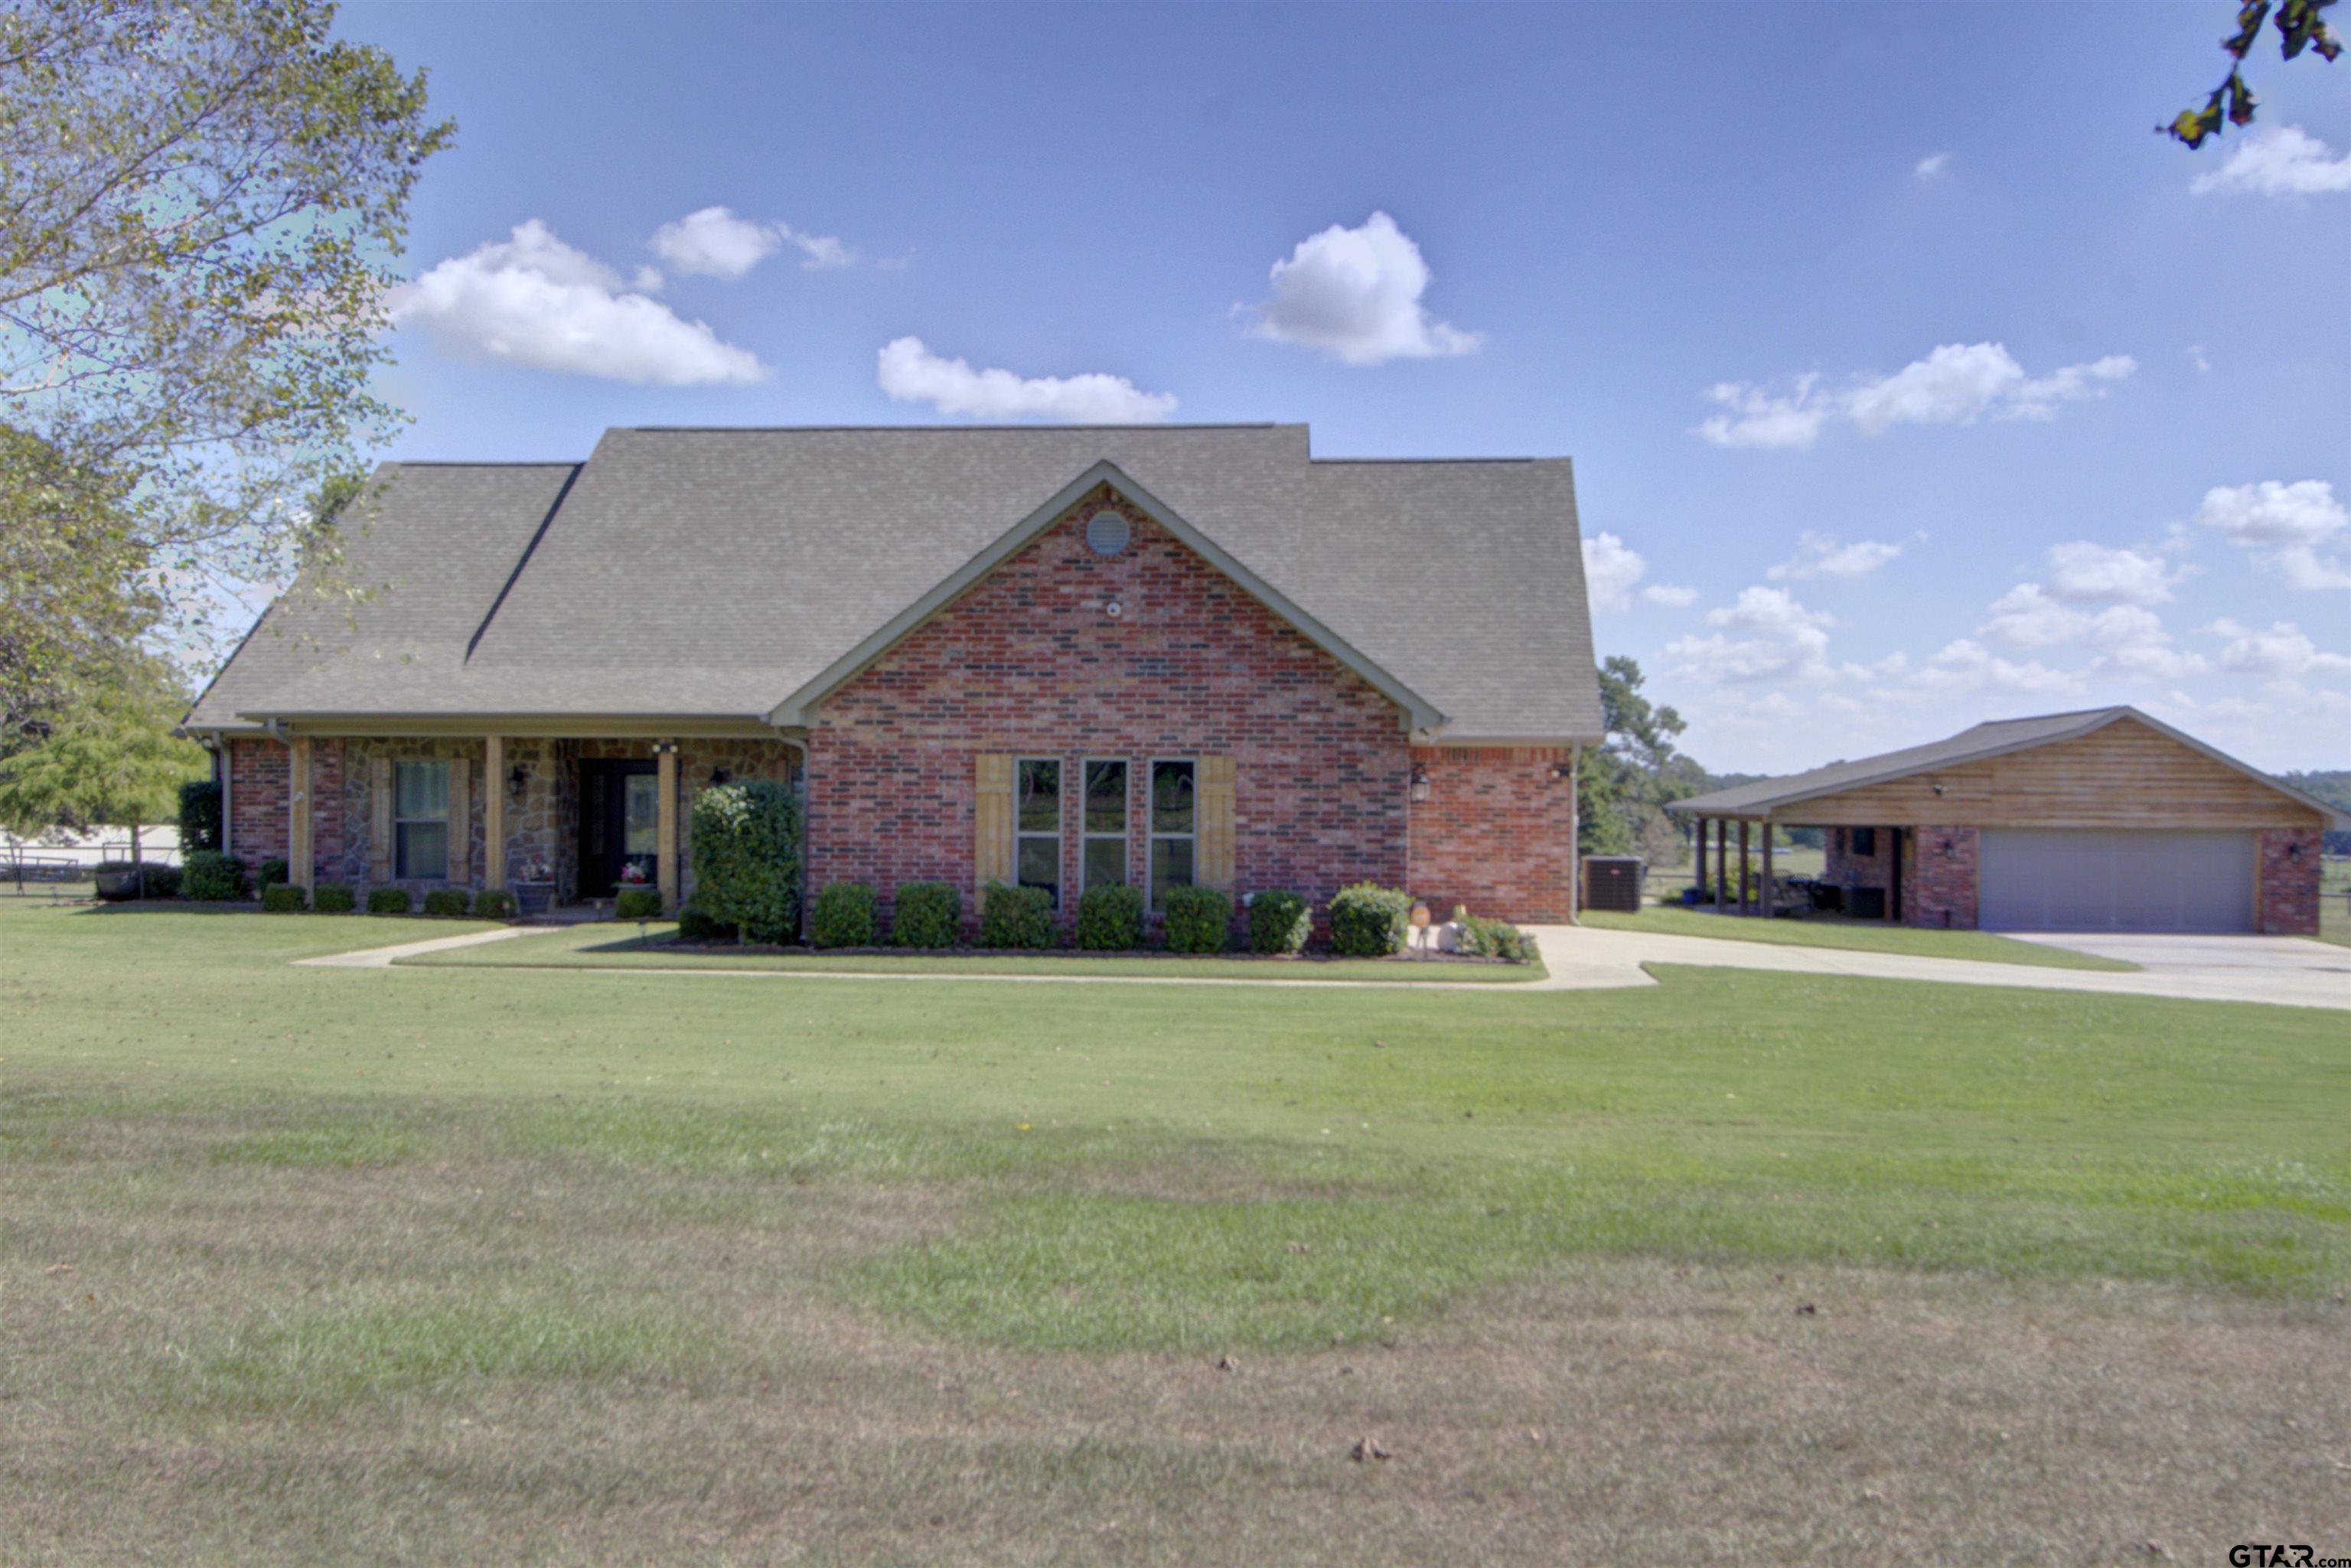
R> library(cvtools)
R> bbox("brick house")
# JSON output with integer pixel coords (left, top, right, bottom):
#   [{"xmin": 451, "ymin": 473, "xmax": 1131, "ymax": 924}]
[
  {"xmin": 1668, "ymin": 708, "xmax": 2343, "ymax": 936},
  {"xmin": 184, "ymin": 425, "xmax": 1604, "ymax": 929}
]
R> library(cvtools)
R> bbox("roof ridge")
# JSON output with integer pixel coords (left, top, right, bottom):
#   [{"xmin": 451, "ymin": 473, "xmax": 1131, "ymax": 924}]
[{"xmin": 621, "ymin": 422, "xmax": 1287, "ymax": 433}]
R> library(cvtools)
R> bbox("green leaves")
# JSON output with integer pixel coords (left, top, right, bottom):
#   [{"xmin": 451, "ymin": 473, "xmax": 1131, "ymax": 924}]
[{"xmin": 2166, "ymin": 0, "xmax": 2339, "ymax": 146}]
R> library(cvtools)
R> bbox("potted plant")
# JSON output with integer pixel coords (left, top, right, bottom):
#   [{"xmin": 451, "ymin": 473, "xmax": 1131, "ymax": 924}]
[{"xmin": 512, "ymin": 852, "xmax": 555, "ymax": 917}]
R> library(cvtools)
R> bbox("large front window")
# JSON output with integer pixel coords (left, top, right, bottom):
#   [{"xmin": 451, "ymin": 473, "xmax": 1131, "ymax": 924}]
[
  {"xmin": 1016, "ymin": 758, "xmax": 1062, "ymax": 907},
  {"xmin": 393, "ymin": 759, "xmax": 449, "ymax": 880},
  {"xmin": 1082, "ymin": 759, "xmax": 1127, "ymax": 890},
  {"xmin": 1149, "ymin": 758, "xmax": 1195, "ymax": 909}
]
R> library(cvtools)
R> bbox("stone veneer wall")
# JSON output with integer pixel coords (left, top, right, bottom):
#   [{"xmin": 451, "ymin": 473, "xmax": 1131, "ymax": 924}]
[
  {"xmin": 1903, "ymin": 824, "xmax": 1978, "ymax": 928},
  {"xmin": 804, "ymin": 485, "xmax": 1413, "ymax": 934},
  {"xmin": 2257, "ymin": 827, "xmax": 2322, "ymax": 936},
  {"xmin": 1406, "ymin": 746, "xmax": 1577, "ymax": 923}
]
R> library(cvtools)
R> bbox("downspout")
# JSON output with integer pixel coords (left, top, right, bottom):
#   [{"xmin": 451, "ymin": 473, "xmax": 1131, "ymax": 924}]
[{"xmin": 1568, "ymin": 742, "xmax": 1582, "ymax": 925}]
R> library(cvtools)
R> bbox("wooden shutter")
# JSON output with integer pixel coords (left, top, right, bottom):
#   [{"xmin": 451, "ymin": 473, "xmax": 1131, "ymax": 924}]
[
  {"xmin": 447, "ymin": 755, "xmax": 471, "ymax": 882},
  {"xmin": 370, "ymin": 754, "xmax": 393, "ymax": 883},
  {"xmin": 974, "ymin": 753, "xmax": 1013, "ymax": 890},
  {"xmin": 1198, "ymin": 755, "xmax": 1235, "ymax": 892}
]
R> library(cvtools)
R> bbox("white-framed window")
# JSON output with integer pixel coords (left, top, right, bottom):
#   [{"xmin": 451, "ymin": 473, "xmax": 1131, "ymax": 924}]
[
  {"xmin": 1081, "ymin": 758, "xmax": 1129, "ymax": 890},
  {"xmin": 393, "ymin": 758, "xmax": 450, "ymax": 880},
  {"xmin": 1016, "ymin": 757, "xmax": 1062, "ymax": 907},
  {"xmin": 1148, "ymin": 758, "xmax": 1195, "ymax": 911}
]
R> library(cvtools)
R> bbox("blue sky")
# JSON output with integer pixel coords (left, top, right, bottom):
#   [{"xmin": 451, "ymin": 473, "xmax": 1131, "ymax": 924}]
[{"xmin": 334, "ymin": 1, "xmax": 2350, "ymax": 774}]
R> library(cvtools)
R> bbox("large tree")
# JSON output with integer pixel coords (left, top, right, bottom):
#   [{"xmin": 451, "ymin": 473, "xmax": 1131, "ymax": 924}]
[
  {"xmin": 1577, "ymin": 656, "xmax": 1705, "ymax": 859},
  {"xmin": 0, "ymin": 647, "xmax": 207, "ymax": 858},
  {"xmin": 0, "ymin": 0, "xmax": 451, "ymax": 667}
]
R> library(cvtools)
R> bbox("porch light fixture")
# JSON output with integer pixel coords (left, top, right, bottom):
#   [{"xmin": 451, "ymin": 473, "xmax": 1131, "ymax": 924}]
[
  {"xmin": 1410, "ymin": 765, "xmax": 1431, "ymax": 804},
  {"xmin": 708, "ymin": 767, "xmax": 732, "ymax": 787},
  {"xmin": 508, "ymin": 764, "xmax": 528, "ymax": 795},
  {"xmin": 1548, "ymin": 762, "xmax": 1573, "ymax": 782}
]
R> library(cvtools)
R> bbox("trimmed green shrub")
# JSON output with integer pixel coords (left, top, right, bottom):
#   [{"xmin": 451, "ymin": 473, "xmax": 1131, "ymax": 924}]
[
  {"xmin": 1329, "ymin": 882, "xmax": 1413, "ymax": 957},
  {"xmin": 614, "ymin": 887, "xmax": 663, "ymax": 921},
  {"xmin": 1457, "ymin": 913, "xmax": 1535, "ymax": 963},
  {"xmin": 677, "ymin": 905, "xmax": 735, "ymax": 942},
  {"xmin": 367, "ymin": 887, "xmax": 411, "ymax": 915},
  {"xmin": 181, "ymin": 850, "xmax": 247, "ymax": 901},
  {"xmin": 1075, "ymin": 882, "xmax": 1144, "ymax": 950},
  {"xmin": 891, "ymin": 882, "xmax": 960, "ymax": 948},
  {"xmin": 811, "ymin": 882, "xmax": 878, "ymax": 947},
  {"xmin": 422, "ymin": 888, "xmax": 471, "ymax": 918},
  {"xmin": 690, "ymin": 780, "xmax": 803, "ymax": 944},
  {"xmin": 1247, "ymin": 890, "xmax": 1311, "ymax": 956},
  {"xmin": 1162, "ymin": 885, "xmax": 1232, "ymax": 954},
  {"xmin": 140, "ymin": 863, "xmax": 182, "ymax": 899},
  {"xmin": 979, "ymin": 881, "xmax": 1053, "ymax": 949},
  {"xmin": 260, "ymin": 882, "xmax": 307, "ymax": 913},
  {"xmin": 314, "ymin": 884, "xmax": 356, "ymax": 913},
  {"xmin": 472, "ymin": 888, "xmax": 517, "ymax": 920},
  {"xmin": 256, "ymin": 857, "xmax": 290, "ymax": 890},
  {"xmin": 178, "ymin": 779, "xmax": 222, "ymax": 854}
]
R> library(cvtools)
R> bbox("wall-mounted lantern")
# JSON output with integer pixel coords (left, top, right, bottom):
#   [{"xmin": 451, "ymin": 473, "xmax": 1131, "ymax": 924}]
[
  {"xmin": 508, "ymin": 764, "xmax": 528, "ymax": 796},
  {"xmin": 1409, "ymin": 765, "xmax": 1431, "ymax": 804},
  {"xmin": 708, "ymin": 767, "xmax": 732, "ymax": 787}
]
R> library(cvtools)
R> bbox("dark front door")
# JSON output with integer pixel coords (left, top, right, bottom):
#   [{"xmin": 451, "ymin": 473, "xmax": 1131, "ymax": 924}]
[{"xmin": 578, "ymin": 759, "xmax": 657, "ymax": 899}]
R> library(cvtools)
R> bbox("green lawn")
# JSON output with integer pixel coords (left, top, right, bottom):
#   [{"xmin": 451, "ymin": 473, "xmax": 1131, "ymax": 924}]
[
  {"xmin": 5, "ymin": 893, "xmax": 2346, "ymax": 1562},
  {"xmin": 1580, "ymin": 904, "xmax": 2140, "ymax": 970},
  {"xmin": 399, "ymin": 920, "xmax": 1544, "ymax": 981}
]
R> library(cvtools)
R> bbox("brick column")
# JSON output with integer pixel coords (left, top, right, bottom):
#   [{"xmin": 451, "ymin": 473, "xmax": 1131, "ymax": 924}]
[{"xmin": 2257, "ymin": 828, "xmax": 2322, "ymax": 935}]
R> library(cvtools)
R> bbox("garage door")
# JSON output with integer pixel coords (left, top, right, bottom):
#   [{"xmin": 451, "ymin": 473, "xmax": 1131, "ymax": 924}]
[{"xmin": 1978, "ymin": 829, "xmax": 2255, "ymax": 933}]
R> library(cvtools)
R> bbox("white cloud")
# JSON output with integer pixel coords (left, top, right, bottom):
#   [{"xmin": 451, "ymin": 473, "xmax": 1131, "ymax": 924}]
[
  {"xmin": 1914, "ymin": 152, "xmax": 1951, "ymax": 180},
  {"xmin": 1981, "ymin": 583, "xmax": 2091, "ymax": 648},
  {"xmin": 1696, "ymin": 343, "xmax": 2134, "ymax": 448},
  {"xmin": 2209, "ymin": 618, "xmax": 2351, "ymax": 678},
  {"xmin": 2187, "ymin": 344, "xmax": 2212, "ymax": 373},
  {"xmin": 2196, "ymin": 479, "xmax": 2351, "ymax": 590},
  {"xmin": 1663, "ymin": 586, "xmax": 1836, "ymax": 683},
  {"xmin": 2190, "ymin": 126, "xmax": 2351, "ymax": 197},
  {"xmin": 2043, "ymin": 540, "xmax": 2179, "ymax": 605},
  {"xmin": 1766, "ymin": 530, "xmax": 1906, "ymax": 580},
  {"xmin": 1247, "ymin": 211, "xmax": 1480, "ymax": 366},
  {"xmin": 1641, "ymin": 582, "xmax": 1700, "ymax": 608},
  {"xmin": 1912, "ymin": 639, "xmax": 2085, "ymax": 697},
  {"xmin": 650, "ymin": 206, "xmax": 856, "ymax": 278},
  {"xmin": 876, "ymin": 337, "xmax": 1176, "ymax": 423},
  {"xmin": 1978, "ymin": 581, "xmax": 2203, "ymax": 678},
  {"xmin": 390, "ymin": 220, "xmax": 767, "ymax": 385},
  {"xmin": 1581, "ymin": 531, "xmax": 1648, "ymax": 613}
]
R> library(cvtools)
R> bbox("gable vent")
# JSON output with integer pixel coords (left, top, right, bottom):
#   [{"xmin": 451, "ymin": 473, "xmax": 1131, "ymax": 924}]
[{"xmin": 1084, "ymin": 510, "xmax": 1130, "ymax": 556}]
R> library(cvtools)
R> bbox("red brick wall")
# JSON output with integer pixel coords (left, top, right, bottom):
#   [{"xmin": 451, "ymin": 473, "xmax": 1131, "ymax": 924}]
[
  {"xmin": 1905, "ymin": 824, "xmax": 1978, "ymax": 928},
  {"xmin": 227, "ymin": 738, "xmax": 289, "ymax": 864},
  {"xmin": 805, "ymin": 486, "xmax": 1412, "ymax": 932},
  {"xmin": 2257, "ymin": 827, "xmax": 2322, "ymax": 936},
  {"xmin": 1407, "ymin": 746, "xmax": 1577, "ymax": 922}
]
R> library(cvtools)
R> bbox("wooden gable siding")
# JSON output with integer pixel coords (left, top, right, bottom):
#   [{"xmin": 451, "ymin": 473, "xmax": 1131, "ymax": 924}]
[{"xmin": 1779, "ymin": 717, "xmax": 2323, "ymax": 829}]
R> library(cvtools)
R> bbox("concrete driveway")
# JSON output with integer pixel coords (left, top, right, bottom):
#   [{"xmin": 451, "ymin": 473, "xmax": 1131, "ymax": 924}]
[{"xmin": 2004, "ymin": 932, "xmax": 2351, "ymax": 1010}]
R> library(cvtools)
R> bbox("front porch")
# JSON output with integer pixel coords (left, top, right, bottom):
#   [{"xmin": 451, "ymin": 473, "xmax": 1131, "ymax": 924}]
[
  {"xmin": 224, "ymin": 730, "xmax": 804, "ymax": 914},
  {"xmin": 1678, "ymin": 813, "xmax": 1937, "ymax": 926}
]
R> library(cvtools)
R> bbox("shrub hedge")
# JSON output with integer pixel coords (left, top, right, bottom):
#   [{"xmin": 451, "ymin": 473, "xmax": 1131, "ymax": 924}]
[
  {"xmin": 677, "ymin": 905, "xmax": 735, "ymax": 942},
  {"xmin": 472, "ymin": 888, "xmax": 517, "ymax": 920},
  {"xmin": 1456, "ymin": 912, "xmax": 1535, "ymax": 963},
  {"xmin": 422, "ymin": 888, "xmax": 471, "ymax": 918},
  {"xmin": 181, "ymin": 851, "xmax": 247, "ymax": 901},
  {"xmin": 614, "ymin": 887, "xmax": 664, "ymax": 921},
  {"xmin": 1074, "ymin": 882, "xmax": 1144, "ymax": 950},
  {"xmin": 1247, "ymin": 890, "xmax": 1311, "ymax": 956},
  {"xmin": 177, "ymin": 779, "xmax": 222, "ymax": 855},
  {"xmin": 1162, "ymin": 885, "xmax": 1231, "ymax": 954},
  {"xmin": 260, "ymin": 883, "xmax": 307, "ymax": 913},
  {"xmin": 314, "ymin": 885, "xmax": 356, "ymax": 913},
  {"xmin": 366, "ymin": 887, "xmax": 411, "ymax": 915},
  {"xmin": 979, "ymin": 882, "xmax": 1053, "ymax": 948},
  {"xmin": 256, "ymin": 857, "xmax": 290, "ymax": 890},
  {"xmin": 690, "ymin": 780, "xmax": 802, "ymax": 944},
  {"xmin": 811, "ymin": 881, "xmax": 879, "ymax": 947},
  {"xmin": 1329, "ymin": 882, "xmax": 1413, "ymax": 957},
  {"xmin": 891, "ymin": 881, "xmax": 960, "ymax": 948}
]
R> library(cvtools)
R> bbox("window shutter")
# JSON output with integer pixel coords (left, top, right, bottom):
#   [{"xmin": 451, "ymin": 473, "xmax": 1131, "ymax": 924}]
[
  {"xmin": 974, "ymin": 753, "xmax": 1013, "ymax": 891},
  {"xmin": 1198, "ymin": 755, "xmax": 1235, "ymax": 892},
  {"xmin": 447, "ymin": 755, "xmax": 471, "ymax": 882},
  {"xmin": 370, "ymin": 755, "xmax": 393, "ymax": 883}
]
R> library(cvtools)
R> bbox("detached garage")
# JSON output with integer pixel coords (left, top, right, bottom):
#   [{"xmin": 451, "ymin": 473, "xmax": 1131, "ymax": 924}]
[{"xmin": 1668, "ymin": 707, "xmax": 2341, "ymax": 936}]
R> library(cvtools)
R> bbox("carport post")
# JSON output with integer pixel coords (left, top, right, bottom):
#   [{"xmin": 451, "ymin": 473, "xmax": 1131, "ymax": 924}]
[
  {"xmin": 1736, "ymin": 821, "xmax": 1751, "ymax": 915},
  {"xmin": 1761, "ymin": 822, "xmax": 1774, "ymax": 918},
  {"xmin": 1715, "ymin": 819, "xmax": 1727, "ymax": 910}
]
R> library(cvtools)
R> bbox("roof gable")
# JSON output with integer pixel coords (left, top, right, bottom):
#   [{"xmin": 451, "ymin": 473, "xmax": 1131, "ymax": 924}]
[{"xmin": 767, "ymin": 461, "xmax": 1443, "ymax": 731}]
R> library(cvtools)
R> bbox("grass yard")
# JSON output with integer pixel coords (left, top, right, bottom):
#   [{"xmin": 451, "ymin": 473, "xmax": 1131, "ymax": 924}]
[
  {"xmin": 1578, "ymin": 904, "xmax": 2140, "ymax": 970},
  {"xmin": 5, "ymin": 893, "xmax": 2346, "ymax": 1563},
  {"xmin": 401, "ymin": 920, "xmax": 1546, "ymax": 981},
  {"xmin": 2320, "ymin": 856, "xmax": 2351, "ymax": 949}
]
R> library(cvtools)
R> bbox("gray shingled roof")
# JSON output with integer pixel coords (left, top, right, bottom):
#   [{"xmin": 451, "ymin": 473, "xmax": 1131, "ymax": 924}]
[
  {"xmin": 1666, "ymin": 706, "xmax": 2346, "ymax": 823},
  {"xmin": 186, "ymin": 424, "xmax": 1603, "ymax": 739}
]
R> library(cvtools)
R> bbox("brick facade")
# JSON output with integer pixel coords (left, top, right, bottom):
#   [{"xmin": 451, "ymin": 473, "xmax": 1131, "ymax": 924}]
[
  {"xmin": 226, "ymin": 738, "xmax": 289, "ymax": 865},
  {"xmin": 2257, "ymin": 827, "xmax": 2322, "ymax": 936},
  {"xmin": 804, "ymin": 485, "xmax": 1414, "ymax": 932},
  {"xmin": 1904, "ymin": 824, "xmax": 1978, "ymax": 929},
  {"xmin": 1822, "ymin": 824, "xmax": 1896, "ymax": 912},
  {"xmin": 1407, "ymin": 745, "xmax": 1577, "ymax": 922}
]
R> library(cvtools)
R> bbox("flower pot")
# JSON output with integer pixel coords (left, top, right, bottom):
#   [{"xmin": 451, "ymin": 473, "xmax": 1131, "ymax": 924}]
[{"xmin": 513, "ymin": 880, "xmax": 553, "ymax": 917}]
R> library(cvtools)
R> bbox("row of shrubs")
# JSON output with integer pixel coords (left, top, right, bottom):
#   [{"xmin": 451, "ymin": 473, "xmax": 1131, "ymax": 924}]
[
  {"xmin": 754, "ymin": 879, "xmax": 1528, "ymax": 961},
  {"xmin": 253, "ymin": 882, "xmax": 522, "ymax": 918},
  {"xmin": 95, "ymin": 850, "xmax": 526, "ymax": 920}
]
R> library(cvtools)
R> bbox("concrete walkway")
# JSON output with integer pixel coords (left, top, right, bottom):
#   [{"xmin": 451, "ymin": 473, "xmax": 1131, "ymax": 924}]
[{"xmin": 295, "ymin": 921, "xmax": 2351, "ymax": 1010}]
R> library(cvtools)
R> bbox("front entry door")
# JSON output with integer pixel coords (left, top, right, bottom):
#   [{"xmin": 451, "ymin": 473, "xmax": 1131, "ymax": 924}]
[{"xmin": 578, "ymin": 759, "xmax": 658, "ymax": 898}]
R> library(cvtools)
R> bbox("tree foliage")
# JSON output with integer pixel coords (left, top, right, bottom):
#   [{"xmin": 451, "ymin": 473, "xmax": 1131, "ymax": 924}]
[
  {"xmin": 1577, "ymin": 656, "xmax": 1705, "ymax": 859},
  {"xmin": 0, "ymin": 648, "xmax": 207, "ymax": 841},
  {"xmin": 1, "ymin": 0, "xmax": 451, "ymax": 660},
  {"xmin": 2164, "ymin": 0, "xmax": 2340, "ymax": 148}
]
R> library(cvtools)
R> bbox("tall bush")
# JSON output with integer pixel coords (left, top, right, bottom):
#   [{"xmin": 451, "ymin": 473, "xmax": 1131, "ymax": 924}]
[
  {"xmin": 979, "ymin": 882, "xmax": 1053, "ymax": 949},
  {"xmin": 1075, "ymin": 882, "xmax": 1144, "ymax": 950},
  {"xmin": 1247, "ymin": 890, "xmax": 1311, "ymax": 956},
  {"xmin": 892, "ymin": 882, "xmax": 960, "ymax": 948},
  {"xmin": 178, "ymin": 778, "xmax": 222, "ymax": 853},
  {"xmin": 180, "ymin": 850, "xmax": 246, "ymax": 901},
  {"xmin": 811, "ymin": 882, "xmax": 879, "ymax": 948},
  {"xmin": 1162, "ymin": 885, "xmax": 1232, "ymax": 954},
  {"xmin": 689, "ymin": 780, "xmax": 803, "ymax": 944},
  {"xmin": 1329, "ymin": 883, "xmax": 1413, "ymax": 957}
]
